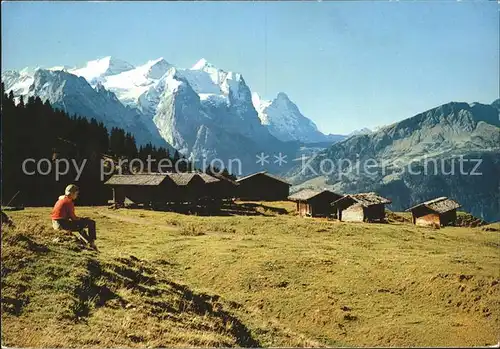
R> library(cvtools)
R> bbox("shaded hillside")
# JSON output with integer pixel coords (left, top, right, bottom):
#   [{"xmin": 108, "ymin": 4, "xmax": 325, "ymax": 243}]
[{"xmin": 1, "ymin": 221, "xmax": 260, "ymax": 347}]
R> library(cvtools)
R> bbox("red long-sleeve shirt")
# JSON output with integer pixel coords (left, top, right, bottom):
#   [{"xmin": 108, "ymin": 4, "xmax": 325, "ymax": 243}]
[{"xmin": 51, "ymin": 195, "xmax": 77, "ymax": 220}]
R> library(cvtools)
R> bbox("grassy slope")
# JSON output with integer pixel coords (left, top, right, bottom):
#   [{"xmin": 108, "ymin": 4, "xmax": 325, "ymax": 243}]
[{"xmin": 2, "ymin": 202, "xmax": 499, "ymax": 347}]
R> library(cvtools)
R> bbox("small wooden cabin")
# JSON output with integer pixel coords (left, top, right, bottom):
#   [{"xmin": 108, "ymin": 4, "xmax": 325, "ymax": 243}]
[
  {"xmin": 236, "ymin": 171, "xmax": 291, "ymax": 201},
  {"xmin": 406, "ymin": 197, "xmax": 461, "ymax": 228},
  {"xmin": 331, "ymin": 192, "xmax": 392, "ymax": 222},
  {"xmin": 288, "ymin": 189, "xmax": 342, "ymax": 217},
  {"xmin": 104, "ymin": 172, "xmax": 220, "ymax": 207}
]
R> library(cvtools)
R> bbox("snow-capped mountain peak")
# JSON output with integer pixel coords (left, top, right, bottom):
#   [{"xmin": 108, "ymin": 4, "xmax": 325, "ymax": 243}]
[
  {"xmin": 347, "ymin": 127, "xmax": 372, "ymax": 137},
  {"xmin": 95, "ymin": 58, "xmax": 174, "ymax": 108},
  {"xmin": 191, "ymin": 58, "xmax": 216, "ymax": 71},
  {"xmin": 276, "ymin": 92, "xmax": 290, "ymax": 101},
  {"xmin": 48, "ymin": 65, "xmax": 74, "ymax": 72},
  {"xmin": 189, "ymin": 58, "xmax": 231, "ymax": 89},
  {"xmin": 2, "ymin": 69, "xmax": 34, "ymax": 97},
  {"xmin": 251, "ymin": 92, "xmax": 262, "ymax": 110},
  {"xmin": 70, "ymin": 56, "xmax": 135, "ymax": 83},
  {"xmin": 142, "ymin": 57, "xmax": 172, "ymax": 79},
  {"xmin": 20, "ymin": 67, "xmax": 35, "ymax": 75},
  {"xmin": 147, "ymin": 57, "xmax": 166, "ymax": 66},
  {"xmin": 253, "ymin": 92, "xmax": 330, "ymax": 143},
  {"xmin": 252, "ymin": 92, "xmax": 271, "ymax": 114},
  {"xmin": 178, "ymin": 59, "xmax": 247, "ymax": 102}
]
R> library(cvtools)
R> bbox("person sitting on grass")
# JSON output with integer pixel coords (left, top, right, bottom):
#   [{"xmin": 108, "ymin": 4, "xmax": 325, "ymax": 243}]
[{"xmin": 51, "ymin": 184, "xmax": 97, "ymax": 250}]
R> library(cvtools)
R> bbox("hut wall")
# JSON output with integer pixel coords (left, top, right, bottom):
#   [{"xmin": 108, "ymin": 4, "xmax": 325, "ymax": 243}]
[
  {"xmin": 205, "ymin": 182, "xmax": 222, "ymax": 200},
  {"xmin": 213, "ymin": 181, "xmax": 237, "ymax": 200},
  {"xmin": 439, "ymin": 209, "xmax": 457, "ymax": 226},
  {"xmin": 238, "ymin": 175, "xmax": 289, "ymax": 201},
  {"xmin": 342, "ymin": 204, "xmax": 365, "ymax": 222},
  {"xmin": 335, "ymin": 207, "xmax": 342, "ymax": 221},
  {"xmin": 332, "ymin": 199, "xmax": 355, "ymax": 221},
  {"xmin": 110, "ymin": 180, "xmax": 181, "ymax": 206},
  {"xmin": 123, "ymin": 185, "xmax": 167, "ymax": 204},
  {"xmin": 183, "ymin": 177, "xmax": 206, "ymax": 202},
  {"xmin": 112, "ymin": 187, "xmax": 126, "ymax": 205},
  {"xmin": 415, "ymin": 213, "xmax": 441, "ymax": 228},
  {"xmin": 295, "ymin": 191, "xmax": 342, "ymax": 218},
  {"xmin": 116, "ymin": 186, "xmax": 149, "ymax": 204},
  {"xmin": 297, "ymin": 202, "xmax": 311, "ymax": 217},
  {"xmin": 309, "ymin": 197, "xmax": 333, "ymax": 217},
  {"xmin": 363, "ymin": 204, "xmax": 386, "ymax": 222}
]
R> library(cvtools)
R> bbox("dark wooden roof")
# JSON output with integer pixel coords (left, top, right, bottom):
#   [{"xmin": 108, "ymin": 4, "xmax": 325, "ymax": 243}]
[
  {"xmin": 207, "ymin": 172, "xmax": 240, "ymax": 186},
  {"xmin": 197, "ymin": 173, "xmax": 221, "ymax": 184},
  {"xmin": 104, "ymin": 173, "xmax": 168, "ymax": 186},
  {"xmin": 104, "ymin": 172, "xmax": 220, "ymax": 187},
  {"xmin": 236, "ymin": 171, "xmax": 291, "ymax": 185},
  {"xmin": 406, "ymin": 197, "xmax": 461, "ymax": 214},
  {"xmin": 167, "ymin": 173, "xmax": 197, "ymax": 186},
  {"xmin": 331, "ymin": 192, "xmax": 392, "ymax": 207},
  {"xmin": 288, "ymin": 189, "xmax": 339, "ymax": 202}
]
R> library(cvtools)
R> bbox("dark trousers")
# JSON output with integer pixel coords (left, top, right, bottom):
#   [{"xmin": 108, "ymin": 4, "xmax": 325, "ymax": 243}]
[{"xmin": 57, "ymin": 218, "xmax": 96, "ymax": 242}]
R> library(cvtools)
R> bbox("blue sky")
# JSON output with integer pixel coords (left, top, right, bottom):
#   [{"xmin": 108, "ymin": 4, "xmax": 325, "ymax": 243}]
[{"xmin": 2, "ymin": 1, "xmax": 498, "ymax": 135}]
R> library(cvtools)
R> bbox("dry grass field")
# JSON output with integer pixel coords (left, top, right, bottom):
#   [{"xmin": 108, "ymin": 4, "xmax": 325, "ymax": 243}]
[{"xmin": 2, "ymin": 201, "xmax": 499, "ymax": 347}]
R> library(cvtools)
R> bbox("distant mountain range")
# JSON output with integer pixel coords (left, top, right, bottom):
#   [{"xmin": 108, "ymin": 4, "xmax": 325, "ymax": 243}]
[
  {"xmin": 2, "ymin": 57, "xmax": 344, "ymax": 174},
  {"xmin": 287, "ymin": 100, "xmax": 500, "ymax": 222}
]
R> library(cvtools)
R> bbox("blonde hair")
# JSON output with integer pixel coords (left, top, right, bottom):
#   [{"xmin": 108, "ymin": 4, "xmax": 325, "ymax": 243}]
[{"xmin": 65, "ymin": 184, "xmax": 79, "ymax": 196}]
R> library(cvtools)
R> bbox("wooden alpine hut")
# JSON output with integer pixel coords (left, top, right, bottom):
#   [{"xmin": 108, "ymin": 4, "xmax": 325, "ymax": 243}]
[
  {"xmin": 406, "ymin": 197, "xmax": 461, "ymax": 228},
  {"xmin": 236, "ymin": 171, "xmax": 291, "ymax": 201},
  {"xmin": 288, "ymin": 189, "xmax": 342, "ymax": 217},
  {"xmin": 330, "ymin": 192, "xmax": 392, "ymax": 222}
]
